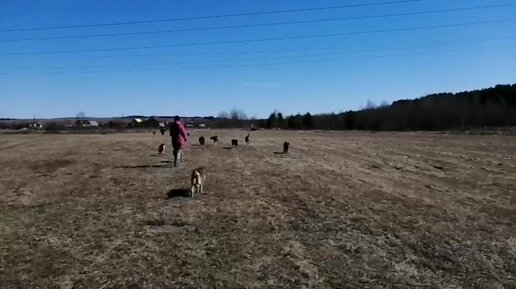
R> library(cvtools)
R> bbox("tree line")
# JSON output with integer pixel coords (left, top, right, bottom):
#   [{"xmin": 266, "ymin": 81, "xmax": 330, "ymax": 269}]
[{"xmin": 250, "ymin": 84, "xmax": 516, "ymax": 131}]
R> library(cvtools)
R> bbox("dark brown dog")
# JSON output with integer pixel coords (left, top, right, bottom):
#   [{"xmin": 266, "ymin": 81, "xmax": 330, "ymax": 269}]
[
  {"xmin": 158, "ymin": 144, "xmax": 166, "ymax": 155},
  {"xmin": 283, "ymin": 142, "xmax": 290, "ymax": 154}
]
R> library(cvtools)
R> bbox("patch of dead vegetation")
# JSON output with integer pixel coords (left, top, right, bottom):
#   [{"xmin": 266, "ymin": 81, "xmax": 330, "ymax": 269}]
[
  {"xmin": 28, "ymin": 159, "xmax": 76, "ymax": 173},
  {"xmin": 0, "ymin": 131, "xmax": 515, "ymax": 288}
]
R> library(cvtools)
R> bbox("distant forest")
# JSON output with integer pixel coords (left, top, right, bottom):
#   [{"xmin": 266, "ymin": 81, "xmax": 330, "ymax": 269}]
[{"xmin": 256, "ymin": 84, "xmax": 516, "ymax": 131}]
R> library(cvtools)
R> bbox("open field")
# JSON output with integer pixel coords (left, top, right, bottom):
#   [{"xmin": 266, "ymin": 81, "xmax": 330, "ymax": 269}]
[{"xmin": 1, "ymin": 130, "xmax": 515, "ymax": 288}]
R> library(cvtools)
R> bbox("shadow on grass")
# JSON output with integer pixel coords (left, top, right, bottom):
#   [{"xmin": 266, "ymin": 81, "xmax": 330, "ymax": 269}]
[
  {"xmin": 166, "ymin": 188, "xmax": 191, "ymax": 199},
  {"xmin": 274, "ymin": 152, "xmax": 286, "ymax": 155},
  {"xmin": 117, "ymin": 164, "xmax": 169, "ymax": 169},
  {"xmin": 223, "ymin": 146, "xmax": 242, "ymax": 150}
]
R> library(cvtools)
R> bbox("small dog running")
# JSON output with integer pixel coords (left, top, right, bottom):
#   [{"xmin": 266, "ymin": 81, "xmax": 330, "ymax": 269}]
[
  {"xmin": 245, "ymin": 134, "xmax": 250, "ymax": 144},
  {"xmin": 158, "ymin": 144, "xmax": 166, "ymax": 155},
  {"xmin": 283, "ymin": 142, "xmax": 290, "ymax": 154},
  {"xmin": 199, "ymin": 136, "xmax": 205, "ymax": 146}
]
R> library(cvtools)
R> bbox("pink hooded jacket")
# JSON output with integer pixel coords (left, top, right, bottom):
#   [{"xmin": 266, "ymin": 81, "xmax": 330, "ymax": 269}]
[{"xmin": 169, "ymin": 121, "xmax": 187, "ymax": 150}]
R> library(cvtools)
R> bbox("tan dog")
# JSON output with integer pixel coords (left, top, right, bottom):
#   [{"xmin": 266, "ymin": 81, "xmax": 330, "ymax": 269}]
[
  {"xmin": 191, "ymin": 166, "xmax": 207, "ymax": 197},
  {"xmin": 158, "ymin": 144, "xmax": 166, "ymax": 155}
]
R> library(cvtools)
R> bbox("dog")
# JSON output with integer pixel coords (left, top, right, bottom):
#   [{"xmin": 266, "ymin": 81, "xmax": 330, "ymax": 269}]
[
  {"xmin": 191, "ymin": 166, "xmax": 207, "ymax": 197},
  {"xmin": 152, "ymin": 131, "xmax": 156, "ymax": 135},
  {"xmin": 210, "ymin": 136, "xmax": 222, "ymax": 144},
  {"xmin": 245, "ymin": 134, "xmax": 250, "ymax": 144},
  {"xmin": 231, "ymin": 139, "xmax": 238, "ymax": 146},
  {"xmin": 283, "ymin": 142, "xmax": 290, "ymax": 154},
  {"xmin": 199, "ymin": 136, "xmax": 205, "ymax": 146},
  {"xmin": 158, "ymin": 144, "xmax": 166, "ymax": 155}
]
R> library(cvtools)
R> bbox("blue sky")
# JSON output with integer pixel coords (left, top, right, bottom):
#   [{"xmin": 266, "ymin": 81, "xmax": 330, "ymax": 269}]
[{"xmin": 1, "ymin": 0, "xmax": 515, "ymax": 119}]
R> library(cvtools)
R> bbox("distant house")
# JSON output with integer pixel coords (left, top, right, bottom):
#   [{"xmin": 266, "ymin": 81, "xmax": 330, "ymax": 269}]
[
  {"xmin": 147, "ymin": 116, "xmax": 187, "ymax": 128},
  {"xmin": 28, "ymin": 123, "xmax": 43, "ymax": 130},
  {"xmin": 146, "ymin": 116, "xmax": 214, "ymax": 128},
  {"xmin": 75, "ymin": 120, "xmax": 99, "ymax": 127},
  {"xmin": 146, "ymin": 116, "xmax": 168, "ymax": 128},
  {"xmin": 130, "ymin": 118, "xmax": 148, "ymax": 127}
]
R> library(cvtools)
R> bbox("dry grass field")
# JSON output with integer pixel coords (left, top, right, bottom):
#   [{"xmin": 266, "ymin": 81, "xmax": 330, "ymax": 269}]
[{"xmin": 1, "ymin": 130, "xmax": 515, "ymax": 288}]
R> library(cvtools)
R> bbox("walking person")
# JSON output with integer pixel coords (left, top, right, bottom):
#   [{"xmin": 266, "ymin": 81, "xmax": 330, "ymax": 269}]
[{"xmin": 169, "ymin": 116, "xmax": 187, "ymax": 167}]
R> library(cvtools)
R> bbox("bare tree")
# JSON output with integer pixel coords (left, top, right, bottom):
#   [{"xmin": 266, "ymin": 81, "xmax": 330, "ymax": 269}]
[
  {"xmin": 217, "ymin": 111, "xmax": 230, "ymax": 119},
  {"xmin": 230, "ymin": 108, "xmax": 248, "ymax": 120},
  {"xmin": 365, "ymin": 100, "xmax": 376, "ymax": 110},
  {"xmin": 379, "ymin": 100, "xmax": 390, "ymax": 107}
]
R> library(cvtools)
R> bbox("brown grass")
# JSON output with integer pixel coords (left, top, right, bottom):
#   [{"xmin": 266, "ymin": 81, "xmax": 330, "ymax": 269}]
[{"xmin": 1, "ymin": 130, "xmax": 515, "ymax": 288}]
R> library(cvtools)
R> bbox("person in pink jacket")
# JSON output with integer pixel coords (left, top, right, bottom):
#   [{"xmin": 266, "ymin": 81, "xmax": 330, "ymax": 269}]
[{"xmin": 169, "ymin": 116, "xmax": 187, "ymax": 167}]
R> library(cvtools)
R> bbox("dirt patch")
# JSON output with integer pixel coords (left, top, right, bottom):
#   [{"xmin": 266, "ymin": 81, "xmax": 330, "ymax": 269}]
[{"xmin": 29, "ymin": 159, "xmax": 76, "ymax": 173}]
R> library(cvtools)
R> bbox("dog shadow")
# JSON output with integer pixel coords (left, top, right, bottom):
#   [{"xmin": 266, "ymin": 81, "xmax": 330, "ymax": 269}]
[
  {"xmin": 117, "ymin": 164, "xmax": 168, "ymax": 169},
  {"xmin": 274, "ymin": 152, "xmax": 286, "ymax": 155},
  {"xmin": 166, "ymin": 188, "xmax": 191, "ymax": 199}
]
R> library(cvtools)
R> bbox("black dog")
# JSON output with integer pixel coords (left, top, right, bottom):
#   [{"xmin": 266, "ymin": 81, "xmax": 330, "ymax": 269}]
[
  {"xmin": 231, "ymin": 139, "xmax": 239, "ymax": 146},
  {"xmin": 199, "ymin": 136, "xmax": 205, "ymax": 146},
  {"xmin": 283, "ymin": 142, "xmax": 290, "ymax": 154}
]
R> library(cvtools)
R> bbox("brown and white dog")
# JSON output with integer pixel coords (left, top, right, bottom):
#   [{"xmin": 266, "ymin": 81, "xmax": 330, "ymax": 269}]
[
  {"xmin": 191, "ymin": 166, "xmax": 207, "ymax": 197},
  {"xmin": 158, "ymin": 144, "xmax": 166, "ymax": 155},
  {"xmin": 210, "ymin": 136, "xmax": 222, "ymax": 144}
]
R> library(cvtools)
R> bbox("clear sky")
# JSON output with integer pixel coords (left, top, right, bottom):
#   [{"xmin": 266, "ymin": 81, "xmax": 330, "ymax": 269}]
[{"xmin": 1, "ymin": 0, "xmax": 515, "ymax": 119}]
